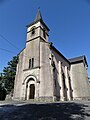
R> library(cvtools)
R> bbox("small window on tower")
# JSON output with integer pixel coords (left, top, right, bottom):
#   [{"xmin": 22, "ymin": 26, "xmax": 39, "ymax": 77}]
[
  {"xmin": 29, "ymin": 58, "xmax": 34, "ymax": 69},
  {"xmin": 31, "ymin": 27, "xmax": 35, "ymax": 36},
  {"xmin": 29, "ymin": 59, "xmax": 31, "ymax": 69},
  {"xmin": 32, "ymin": 58, "xmax": 34, "ymax": 68},
  {"xmin": 43, "ymin": 28, "xmax": 46, "ymax": 39}
]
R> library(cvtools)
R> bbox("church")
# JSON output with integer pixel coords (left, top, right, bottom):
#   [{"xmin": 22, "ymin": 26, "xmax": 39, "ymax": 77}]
[{"xmin": 13, "ymin": 9, "xmax": 90, "ymax": 101}]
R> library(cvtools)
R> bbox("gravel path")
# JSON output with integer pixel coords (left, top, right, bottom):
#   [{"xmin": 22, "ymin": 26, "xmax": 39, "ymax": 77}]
[{"xmin": 0, "ymin": 101, "xmax": 90, "ymax": 120}]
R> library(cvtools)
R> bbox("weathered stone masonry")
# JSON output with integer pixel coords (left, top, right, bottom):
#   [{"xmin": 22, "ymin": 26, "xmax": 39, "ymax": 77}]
[{"xmin": 13, "ymin": 9, "xmax": 90, "ymax": 101}]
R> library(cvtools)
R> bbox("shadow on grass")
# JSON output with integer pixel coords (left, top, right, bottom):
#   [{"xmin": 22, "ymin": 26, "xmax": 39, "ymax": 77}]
[{"xmin": 0, "ymin": 102, "xmax": 90, "ymax": 120}]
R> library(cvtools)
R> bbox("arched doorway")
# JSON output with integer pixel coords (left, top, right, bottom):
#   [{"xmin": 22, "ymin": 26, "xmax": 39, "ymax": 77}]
[
  {"xmin": 25, "ymin": 77, "xmax": 36, "ymax": 100},
  {"xmin": 23, "ymin": 75, "xmax": 37, "ymax": 100},
  {"xmin": 29, "ymin": 84, "xmax": 35, "ymax": 99}
]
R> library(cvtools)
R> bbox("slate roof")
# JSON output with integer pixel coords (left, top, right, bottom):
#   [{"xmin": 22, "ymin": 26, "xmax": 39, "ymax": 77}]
[
  {"xmin": 52, "ymin": 46, "xmax": 70, "ymax": 64},
  {"xmin": 26, "ymin": 9, "xmax": 50, "ymax": 31},
  {"xmin": 68, "ymin": 55, "xmax": 88, "ymax": 67},
  {"xmin": 34, "ymin": 8, "xmax": 42, "ymax": 22}
]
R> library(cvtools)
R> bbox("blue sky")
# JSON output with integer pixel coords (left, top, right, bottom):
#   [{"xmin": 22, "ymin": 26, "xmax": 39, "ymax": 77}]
[{"xmin": 0, "ymin": 0, "xmax": 90, "ymax": 76}]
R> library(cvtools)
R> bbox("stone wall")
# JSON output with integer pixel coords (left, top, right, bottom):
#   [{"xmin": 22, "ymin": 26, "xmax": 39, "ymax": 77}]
[{"xmin": 70, "ymin": 62, "xmax": 90, "ymax": 100}]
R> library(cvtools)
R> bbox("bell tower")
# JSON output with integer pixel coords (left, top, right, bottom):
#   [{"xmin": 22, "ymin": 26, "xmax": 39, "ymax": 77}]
[
  {"xmin": 23, "ymin": 9, "xmax": 50, "ymax": 70},
  {"xmin": 14, "ymin": 9, "xmax": 57, "ymax": 101},
  {"xmin": 14, "ymin": 9, "xmax": 53, "ymax": 101},
  {"xmin": 26, "ymin": 8, "xmax": 50, "ymax": 43}
]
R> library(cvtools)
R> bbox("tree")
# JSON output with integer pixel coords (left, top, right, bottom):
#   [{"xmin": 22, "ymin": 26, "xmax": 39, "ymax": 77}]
[
  {"xmin": 1, "ymin": 56, "xmax": 18, "ymax": 94},
  {"xmin": 0, "ymin": 73, "xmax": 7, "ymax": 100}
]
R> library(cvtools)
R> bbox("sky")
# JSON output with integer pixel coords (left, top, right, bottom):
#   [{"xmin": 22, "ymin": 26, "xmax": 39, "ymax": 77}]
[{"xmin": 0, "ymin": 0, "xmax": 90, "ymax": 77}]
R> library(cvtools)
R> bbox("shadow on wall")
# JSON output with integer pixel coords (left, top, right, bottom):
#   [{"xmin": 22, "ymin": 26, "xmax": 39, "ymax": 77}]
[{"xmin": 0, "ymin": 102, "xmax": 90, "ymax": 120}]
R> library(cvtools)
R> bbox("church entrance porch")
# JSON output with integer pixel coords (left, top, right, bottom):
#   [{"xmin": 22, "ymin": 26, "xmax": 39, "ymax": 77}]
[
  {"xmin": 25, "ymin": 79, "xmax": 35, "ymax": 100},
  {"xmin": 23, "ymin": 75, "xmax": 39, "ymax": 101}
]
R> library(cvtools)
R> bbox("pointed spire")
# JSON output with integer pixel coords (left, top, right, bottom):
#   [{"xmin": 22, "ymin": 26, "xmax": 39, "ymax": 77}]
[
  {"xmin": 26, "ymin": 8, "xmax": 50, "ymax": 31},
  {"xmin": 34, "ymin": 8, "xmax": 43, "ymax": 22}
]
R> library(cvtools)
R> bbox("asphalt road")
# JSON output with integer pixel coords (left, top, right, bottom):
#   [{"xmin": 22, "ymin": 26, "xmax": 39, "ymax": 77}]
[{"xmin": 0, "ymin": 100, "xmax": 90, "ymax": 120}]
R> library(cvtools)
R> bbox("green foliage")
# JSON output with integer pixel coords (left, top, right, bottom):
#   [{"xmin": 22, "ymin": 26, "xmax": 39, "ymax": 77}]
[
  {"xmin": 1, "ymin": 56, "xmax": 18, "ymax": 94},
  {"xmin": 0, "ymin": 73, "xmax": 7, "ymax": 100},
  {"xmin": 0, "ymin": 73, "xmax": 3, "ymax": 88}
]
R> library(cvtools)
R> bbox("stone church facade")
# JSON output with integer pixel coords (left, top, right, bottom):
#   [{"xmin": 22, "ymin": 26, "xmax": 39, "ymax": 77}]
[{"xmin": 13, "ymin": 10, "xmax": 90, "ymax": 101}]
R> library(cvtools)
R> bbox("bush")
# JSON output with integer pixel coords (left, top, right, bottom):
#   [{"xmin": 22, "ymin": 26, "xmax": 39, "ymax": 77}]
[{"xmin": 0, "ymin": 87, "xmax": 7, "ymax": 100}]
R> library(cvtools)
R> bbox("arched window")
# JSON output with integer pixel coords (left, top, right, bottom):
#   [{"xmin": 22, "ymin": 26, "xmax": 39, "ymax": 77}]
[
  {"xmin": 62, "ymin": 73, "xmax": 66, "ymax": 89},
  {"xmin": 29, "ymin": 58, "xmax": 34, "ymax": 69},
  {"xmin": 43, "ymin": 28, "xmax": 46, "ymax": 39},
  {"xmin": 31, "ymin": 27, "xmax": 36, "ymax": 36}
]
